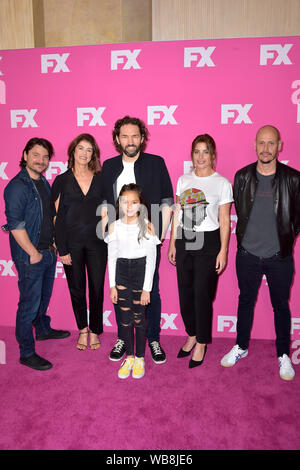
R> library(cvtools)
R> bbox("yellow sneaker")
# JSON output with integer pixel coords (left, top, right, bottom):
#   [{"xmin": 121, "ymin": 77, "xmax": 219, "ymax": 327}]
[
  {"xmin": 132, "ymin": 356, "xmax": 145, "ymax": 379},
  {"xmin": 118, "ymin": 357, "xmax": 135, "ymax": 379}
]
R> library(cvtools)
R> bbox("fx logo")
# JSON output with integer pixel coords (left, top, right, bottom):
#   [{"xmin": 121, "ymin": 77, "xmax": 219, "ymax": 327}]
[
  {"xmin": 260, "ymin": 44, "xmax": 293, "ymax": 65},
  {"xmin": 111, "ymin": 49, "xmax": 141, "ymax": 70},
  {"xmin": 0, "ymin": 260, "xmax": 16, "ymax": 276},
  {"xmin": 45, "ymin": 162, "xmax": 68, "ymax": 180},
  {"xmin": 147, "ymin": 105, "xmax": 178, "ymax": 125},
  {"xmin": 55, "ymin": 262, "xmax": 66, "ymax": 279},
  {"xmin": 77, "ymin": 107, "xmax": 106, "ymax": 126},
  {"xmin": 41, "ymin": 53, "xmax": 70, "ymax": 73},
  {"xmin": 0, "ymin": 162, "xmax": 8, "ymax": 180},
  {"xmin": 217, "ymin": 316, "xmax": 237, "ymax": 332},
  {"xmin": 161, "ymin": 313, "xmax": 178, "ymax": 330},
  {"xmin": 11, "ymin": 109, "xmax": 38, "ymax": 128},
  {"xmin": 221, "ymin": 104, "xmax": 252, "ymax": 124},
  {"xmin": 0, "ymin": 81, "xmax": 5, "ymax": 104},
  {"xmin": 103, "ymin": 310, "xmax": 113, "ymax": 327},
  {"xmin": 291, "ymin": 318, "xmax": 300, "ymax": 335},
  {"xmin": 184, "ymin": 46, "xmax": 216, "ymax": 67},
  {"xmin": 230, "ymin": 214, "xmax": 237, "ymax": 234}
]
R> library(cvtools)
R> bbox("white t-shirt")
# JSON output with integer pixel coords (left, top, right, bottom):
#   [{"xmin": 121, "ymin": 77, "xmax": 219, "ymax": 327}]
[
  {"xmin": 175, "ymin": 171, "xmax": 233, "ymax": 232},
  {"xmin": 104, "ymin": 219, "xmax": 161, "ymax": 292},
  {"xmin": 116, "ymin": 160, "xmax": 136, "ymax": 197}
]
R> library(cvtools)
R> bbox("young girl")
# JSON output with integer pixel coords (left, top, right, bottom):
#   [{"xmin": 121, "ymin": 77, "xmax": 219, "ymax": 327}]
[{"xmin": 105, "ymin": 184, "xmax": 160, "ymax": 379}]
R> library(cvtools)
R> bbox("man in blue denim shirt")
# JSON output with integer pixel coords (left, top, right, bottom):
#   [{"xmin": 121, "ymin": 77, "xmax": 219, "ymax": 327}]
[{"xmin": 3, "ymin": 137, "xmax": 70, "ymax": 370}]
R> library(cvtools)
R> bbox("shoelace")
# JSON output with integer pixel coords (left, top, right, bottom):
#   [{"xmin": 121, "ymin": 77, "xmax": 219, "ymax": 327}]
[
  {"xmin": 114, "ymin": 339, "xmax": 124, "ymax": 352},
  {"xmin": 151, "ymin": 341, "xmax": 162, "ymax": 355},
  {"xmin": 134, "ymin": 357, "xmax": 144, "ymax": 369}
]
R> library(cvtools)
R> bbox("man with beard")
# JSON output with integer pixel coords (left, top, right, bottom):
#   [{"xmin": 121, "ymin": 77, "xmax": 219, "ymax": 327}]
[
  {"xmin": 3, "ymin": 137, "xmax": 70, "ymax": 370},
  {"xmin": 101, "ymin": 116, "xmax": 173, "ymax": 364},
  {"xmin": 221, "ymin": 125, "xmax": 300, "ymax": 381}
]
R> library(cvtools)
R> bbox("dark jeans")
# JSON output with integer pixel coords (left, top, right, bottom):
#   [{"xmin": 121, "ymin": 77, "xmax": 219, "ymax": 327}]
[
  {"xmin": 175, "ymin": 229, "xmax": 220, "ymax": 344},
  {"xmin": 116, "ymin": 257, "xmax": 147, "ymax": 357},
  {"xmin": 64, "ymin": 240, "xmax": 107, "ymax": 335},
  {"xmin": 14, "ymin": 249, "xmax": 56, "ymax": 358},
  {"xmin": 236, "ymin": 248, "xmax": 294, "ymax": 357},
  {"xmin": 114, "ymin": 245, "xmax": 162, "ymax": 344}
]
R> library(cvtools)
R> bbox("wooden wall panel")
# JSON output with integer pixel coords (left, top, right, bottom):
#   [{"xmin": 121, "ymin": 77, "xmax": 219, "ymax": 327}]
[
  {"xmin": 43, "ymin": 0, "xmax": 152, "ymax": 47},
  {"xmin": 152, "ymin": 0, "xmax": 300, "ymax": 41},
  {"xmin": 0, "ymin": 0, "xmax": 34, "ymax": 49}
]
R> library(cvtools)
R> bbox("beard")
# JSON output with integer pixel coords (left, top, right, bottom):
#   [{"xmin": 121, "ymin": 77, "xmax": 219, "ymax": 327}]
[
  {"xmin": 122, "ymin": 143, "xmax": 142, "ymax": 158},
  {"xmin": 259, "ymin": 152, "xmax": 276, "ymax": 165}
]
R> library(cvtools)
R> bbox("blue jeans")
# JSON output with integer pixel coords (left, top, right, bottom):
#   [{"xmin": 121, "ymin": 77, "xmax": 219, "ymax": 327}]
[
  {"xmin": 236, "ymin": 248, "xmax": 294, "ymax": 357},
  {"xmin": 14, "ymin": 249, "xmax": 56, "ymax": 358},
  {"xmin": 115, "ymin": 245, "xmax": 162, "ymax": 344}
]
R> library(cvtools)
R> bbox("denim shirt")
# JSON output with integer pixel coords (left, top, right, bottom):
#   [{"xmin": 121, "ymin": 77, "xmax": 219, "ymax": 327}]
[{"xmin": 3, "ymin": 168, "xmax": 51, "ymax": 264}]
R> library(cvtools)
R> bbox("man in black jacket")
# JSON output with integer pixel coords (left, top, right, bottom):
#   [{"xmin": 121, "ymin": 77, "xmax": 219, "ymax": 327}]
[
  {"xmin": 101, "ymin": 116, "xmax": 174, "ymax": 364},
  {"xmin": 221, "ymin": 125, "xmax": 300, "ymax": 380}
]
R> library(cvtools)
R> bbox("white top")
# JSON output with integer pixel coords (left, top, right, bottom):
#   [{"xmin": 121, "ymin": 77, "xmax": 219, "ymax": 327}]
[
  {"xmin": 116, "ymin": 160, "xmax": 136, "ymax": 197},
  {"xmin": 104, "ymin": 219, "xmax": 161, "ymax": 292},
  {"xmin": 176, "ymin": 171, "xmax": 233, "ymax": 232}
]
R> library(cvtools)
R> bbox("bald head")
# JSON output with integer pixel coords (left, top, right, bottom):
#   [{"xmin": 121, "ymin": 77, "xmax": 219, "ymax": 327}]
[
  {"xmin": 255, "ymin": 125, "xmax": 281, "ymax": 142},
  {"xmin": 255, "ymin": 125, "xmax": 282, "ymax": 172}
]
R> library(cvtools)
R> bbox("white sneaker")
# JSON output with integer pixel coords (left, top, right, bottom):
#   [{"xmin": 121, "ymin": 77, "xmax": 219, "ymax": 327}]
[
  {"xmin": 220, "ymin": 344, "xmax": 248, "ymax": 367},
  {"xmin": 278, "ymin": 354, "xmax": 295, "ymax": 381}
]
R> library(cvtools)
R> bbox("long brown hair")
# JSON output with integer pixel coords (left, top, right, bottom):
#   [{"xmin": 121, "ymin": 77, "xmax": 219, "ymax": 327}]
[
  {"xmin": 191, "ymin": 134, "xmax": 217, "ymax": 170},
  {"xmin": 67, "ymin": 133, "xmax": 101, "ymax": 173}
]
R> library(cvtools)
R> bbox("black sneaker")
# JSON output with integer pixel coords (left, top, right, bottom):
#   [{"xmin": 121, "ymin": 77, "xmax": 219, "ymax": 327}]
[
  {"xmin": 149, "ymin": 341, "xmax": 166, "ymax": 364},
  {"xmin": 36, "ymin": 329, "xmax": 70, "ymax": 341},
  {"xmin": 109, "ymin": 339, "xmax": 125, "ymax": 361},
  {"xmin": 20, "ymin": 353, "xmax": 53, "ymax": 371}
]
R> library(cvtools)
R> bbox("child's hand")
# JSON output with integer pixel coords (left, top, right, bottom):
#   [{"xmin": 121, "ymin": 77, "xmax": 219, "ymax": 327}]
[
  {"xmin": 140, "ymin": 290, "xmax": 150, "ymax": 306},
  {"xmin": 110, "ymin": 287, "xmax": 118, "ymax": 304}
]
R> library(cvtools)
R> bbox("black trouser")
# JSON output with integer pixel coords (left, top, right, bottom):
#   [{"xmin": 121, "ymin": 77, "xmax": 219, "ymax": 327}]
[
  {"xmin": 114, "ymin": 245, "xmax": 162, "ymax": 344},
  {"xmin": 175, "ymin": 229, "xmax": 220, "ymax": 344},
  {"xmin": 236, "ymin": 248, "xmax": 294, "ymax": 357},
  {"xmin": 116, "ymin": 257, "xmax": 147, "ymax": 357},
  {"xmin": 63, "ymin": 240, "xmax": 107, "ymax": 335}
]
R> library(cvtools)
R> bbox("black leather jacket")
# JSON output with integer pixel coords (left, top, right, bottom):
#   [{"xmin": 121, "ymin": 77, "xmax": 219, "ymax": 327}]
[{"xmin": 234, "ymin": 161, "xmax": 300, "ymax": 257}]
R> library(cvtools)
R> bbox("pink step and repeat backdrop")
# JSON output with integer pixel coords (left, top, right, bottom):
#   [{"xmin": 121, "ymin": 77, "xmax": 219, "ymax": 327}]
[{"xmin": 0, "ymin": 36, "xmax": 300, "ymax": 342}]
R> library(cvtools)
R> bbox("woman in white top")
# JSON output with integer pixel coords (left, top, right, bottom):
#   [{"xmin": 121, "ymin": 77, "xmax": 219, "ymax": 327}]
[
  {"xmin": 168, "ymin": 134, "xmax": 233, "ymax": 368},
  {"xmin": 105, "ymin": 183, "xmax": 160, "ymax": 379}
]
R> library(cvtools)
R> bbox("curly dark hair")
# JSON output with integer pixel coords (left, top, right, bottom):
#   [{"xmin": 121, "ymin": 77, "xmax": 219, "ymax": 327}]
[{"xmin": 112, "ymin": 116, "xmax": 149, "ymax": 154}]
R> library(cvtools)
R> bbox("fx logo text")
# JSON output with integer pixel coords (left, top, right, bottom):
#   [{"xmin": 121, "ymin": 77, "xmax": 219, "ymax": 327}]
[
  {"xmin": 260, "ymin": 44, "xmax": 293, "ymax": 65},
  {"xmin": 11, "ymin": 109, "xmax": 38, "ymax": 128},
  {"xmin": 221, "ymin": 104, "xmax": 253, "ymax": 124},
  {"xmin": 41, "ymin": 53, "xmax": 70, "ymax": 73},
  {"xmin": 184, "ymin": 47, "xmax": 216, "ymax": 67},
  {"xmin": 147, "ymin": 105, "xmax": 178, "ymax": 125},
  {"xmin": 111, "ymin": 49, "xmax": 141, "ymax": 70}
]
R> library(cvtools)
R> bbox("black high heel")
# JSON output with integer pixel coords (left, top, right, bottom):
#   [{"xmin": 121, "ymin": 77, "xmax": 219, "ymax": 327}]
[
  {"xmin": 189, "ymin": 345, "xmax": 207, "ymax": 368},
  {"xmin": 177, "ymin": 343, "xmax": 196, "ymax": 358}
]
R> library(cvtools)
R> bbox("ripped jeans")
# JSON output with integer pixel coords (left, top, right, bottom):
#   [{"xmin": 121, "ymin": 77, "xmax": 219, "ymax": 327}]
[{"xmin": 116, "ymin": 257, "xmax": 147, "ymax": 358}]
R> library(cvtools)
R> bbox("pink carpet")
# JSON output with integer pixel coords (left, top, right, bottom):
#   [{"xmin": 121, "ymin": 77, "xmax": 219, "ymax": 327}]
[{"xmin": 0, "ymin": 325, "xmax": 299, "ymax": 450}]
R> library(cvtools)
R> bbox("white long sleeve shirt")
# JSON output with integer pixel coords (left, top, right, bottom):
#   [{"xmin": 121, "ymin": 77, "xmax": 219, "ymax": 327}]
[{"xmin": 105, "ymin": 219, "xmax": 161, "ymax": 292}]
